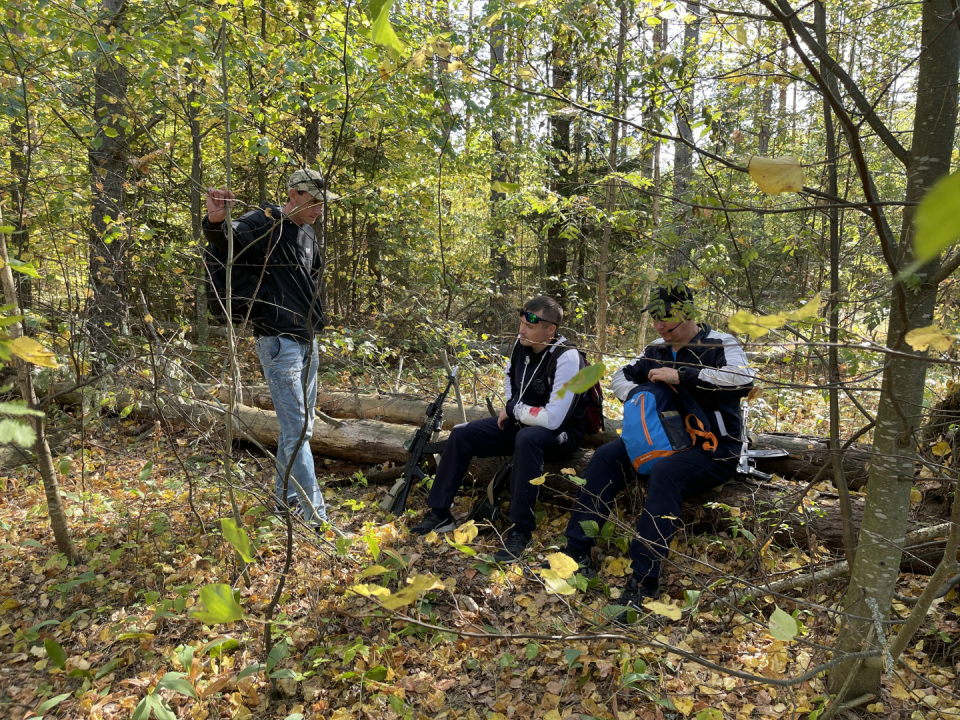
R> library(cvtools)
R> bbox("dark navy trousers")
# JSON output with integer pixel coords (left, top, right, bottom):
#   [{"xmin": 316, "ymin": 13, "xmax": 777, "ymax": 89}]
[
  {"xmin": 427, "ymin": 416, "xmax": 580, "ymax": 535},
  {"xmin": 565, "ymin": 437, "xmax": 738, "ymax": 579}
]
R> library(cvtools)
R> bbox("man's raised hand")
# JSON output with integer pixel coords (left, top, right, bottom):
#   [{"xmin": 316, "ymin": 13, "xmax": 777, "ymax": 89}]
[
  {"xmin": 648, "ymin": 367, "xmax": 680, "ymax": 384},
  {"xmin": 206, "ymin": 187, "xmax": 237, "ymax": 224}
]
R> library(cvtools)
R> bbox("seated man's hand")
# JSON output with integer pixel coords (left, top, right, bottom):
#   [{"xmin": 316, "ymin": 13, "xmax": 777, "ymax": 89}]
[
  {"xmin": 206, "ymin": 187, "xmax": 237, "ymax": 224},
  {"xmin": 648, "ymin": 367, "xmax": 679, "ymax": 384},
  {"xmin": 497, "ymin": 407, "xmax": 510, "ymax": 429}
]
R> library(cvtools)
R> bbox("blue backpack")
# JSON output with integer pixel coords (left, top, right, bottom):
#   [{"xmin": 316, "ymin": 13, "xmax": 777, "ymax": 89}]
[{"xmin": 621, "ymin": 382, "xmax": 718, "ymax": 473}]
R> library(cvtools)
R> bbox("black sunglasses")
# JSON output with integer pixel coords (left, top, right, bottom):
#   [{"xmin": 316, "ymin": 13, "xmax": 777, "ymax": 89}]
[{"xmin": 519, "ymin": 308, "xmax": 559, "ymax": 326}]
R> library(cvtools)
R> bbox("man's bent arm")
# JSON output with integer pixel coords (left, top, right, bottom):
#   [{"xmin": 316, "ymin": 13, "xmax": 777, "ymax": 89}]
[
  {"xmin": 513, "ymin": 348, "xmax": 582, "ymax": 430},
  {"xmin": 683, "ymin": 332, "xmax": 755, "ymax": 392}
]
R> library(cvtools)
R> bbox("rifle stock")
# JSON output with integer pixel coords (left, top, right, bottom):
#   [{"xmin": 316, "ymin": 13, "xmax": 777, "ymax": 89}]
[{"xmin": 381, "ymin": 370, "xmax": 458, "ymax": 516}]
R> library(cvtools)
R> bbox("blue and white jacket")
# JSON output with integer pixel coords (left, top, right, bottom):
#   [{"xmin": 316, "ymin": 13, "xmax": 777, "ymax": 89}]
[
  {"xmin": 610, "ymin": 325, "xmax": 755, "ymax": 443},
  {"xmin": 503, "ymin": 335, "xmax": 587, "ymax": 439}
]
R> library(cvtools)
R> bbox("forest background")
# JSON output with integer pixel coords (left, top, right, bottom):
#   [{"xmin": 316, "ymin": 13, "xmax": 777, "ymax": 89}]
[{"xmin": 2, "ymin": 0, "xmax": 960, "ymax": 718}]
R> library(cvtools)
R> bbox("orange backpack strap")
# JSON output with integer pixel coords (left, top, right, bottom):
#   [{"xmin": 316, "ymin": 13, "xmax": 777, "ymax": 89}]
[{"xmin": 685, "ymin": 414, "xmax": 718, "ymax": 452}]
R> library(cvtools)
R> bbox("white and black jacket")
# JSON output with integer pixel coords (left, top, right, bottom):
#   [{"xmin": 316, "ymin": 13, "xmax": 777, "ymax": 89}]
[
  {"xmin": 503, "ymin": 335, "xmax": 588, "ymax": 438},
  {"xmin": 610, "ymin": 325, "xmax": 755, "ymax": 442}
]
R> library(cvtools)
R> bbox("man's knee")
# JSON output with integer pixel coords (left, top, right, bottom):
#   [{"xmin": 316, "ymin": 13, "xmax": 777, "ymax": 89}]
[{"xmin": 514, "ymin": 426, "xmax": 551, "ymax": 454}]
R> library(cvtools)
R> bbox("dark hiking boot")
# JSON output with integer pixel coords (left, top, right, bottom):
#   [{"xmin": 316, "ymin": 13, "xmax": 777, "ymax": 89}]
[
  {"xmin": 493, "ymin": 530, "xmax": 532, "ymax": 563},
  {"xmin": 613, "ymin": 574, "xmax": 660, "ymax": 625},
  {"xmin": 411, "ymin": 510, "xmax": 456, "ymax": 536}
]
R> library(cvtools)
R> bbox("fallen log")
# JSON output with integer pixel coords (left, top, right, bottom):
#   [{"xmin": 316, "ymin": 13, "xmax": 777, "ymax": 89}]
[{"xmin": 240, "ymin": 388, "xmax": 874, "ymax": 480}]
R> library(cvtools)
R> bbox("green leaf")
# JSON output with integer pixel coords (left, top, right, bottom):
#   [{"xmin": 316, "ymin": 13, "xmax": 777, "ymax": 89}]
[
  {"xmin": 191, "ymin": 584, "xmax": 244, "ymax": 625},
  {"xmin": 267, "ymin": 639, "xmax": 288, "ymax": 673},
  {"xmin": 44, "ymin": 638, "xmax": 67, "ymax": 669},
  {"xmin": 0, "ymin": 401, "xmax": 43, "ymax": 417},
  {"xmin": 8, "ymin": 258, "xmax": 42, "ymax": 279},
  {"xmin": 557, "ymin": 362, "xmax": 605, "ymax": 399},
  {"xmin": 103, "ymin": 126, "xmax": 119, "ymax": 138},
  {"xmin": 525, "ymin": 643, "xmax": 540, "ymax": 660},
  {"xmin": 696, "ymin": 709, "xmax": 724, "ymax": 720},
  {"xmin": 914, "ymin": 169, "xmax": 960, "ymax": 263},
  {"xmin": 492, "ymin": 181, "xmax": 520, "ymax": 193},
  {"xmin": 151, "ymin": 697, "xmax": 177, "ymax": 720},
  {"xmin": 35, "ymin": 692, "xmax": 70, "ymax": 715},
  {"xmin": 138, "ymin": 460, "xmax": 154, "ymax": 482},
  {"xmin": 94, "ymin": 658, "xmax": 121, "ymax": 680},
  {"xmin": 768, "ymin": 606, "xmax": 798, "ymax": 641},
  {"xmin": 157, "ymin": 671, "xmax": 198, "ymax": 700},
  {"xmin": 464, "ymin": 657, "xmax": 480, "ymax": 669},
  {"xmin": 200, "ymin": 636, "xmax": 238, "ymax": 658},
  {"xmin": 579, "ymin": 520, "xmax": 600, "ymax": 537},
  {"xmin": 0, "ymin": 225, "xmax": 14, "ymax": 234},
  {"xmin": 0, "ymin": 418, "xmax": 36, "ymax": 446},
  {"xmin": 363, "ymin": 664, "xmax": 388, "ymax": 682},
  {"xmin": 269, "ymin": 668, "xmax": 298, "ymax": 679},
  {"xmin": 563, "ymin": 648, "xmax": 581, "ymax": 667},
  {"xmin": 220, "ymin": 518, "xmax": 254, "ymax": 563},
  {"xmin": 371, "ymin": 0, "xmax": 405, "ymax": 52},
  {"xmin": 237, "ymin": 662, "xmax": 265, "ymax": 679},
  {"xmin": 177, "ymin": 645, "xmax": 195, "ymax": 673}
]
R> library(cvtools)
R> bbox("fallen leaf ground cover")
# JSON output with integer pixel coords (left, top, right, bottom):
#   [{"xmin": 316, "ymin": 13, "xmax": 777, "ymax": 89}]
[{"xmin": 0, "ymin": 369, "xmax": 959, "ymax": 720}]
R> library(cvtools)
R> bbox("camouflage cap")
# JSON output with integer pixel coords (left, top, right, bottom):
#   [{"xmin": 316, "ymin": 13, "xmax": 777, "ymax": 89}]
[{"xmin": 287, "ymin": 168, "xmax": 340, "ymax": 202}]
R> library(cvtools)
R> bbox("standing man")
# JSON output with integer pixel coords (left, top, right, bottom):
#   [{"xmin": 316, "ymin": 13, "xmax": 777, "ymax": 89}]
[
  {"xmin": 560, "ymin": 284, "xmax": 754, "ymax": 620},
  {"xmin": 203, "ymin": 168, "xmax": 338, "ymax": 531},
  {"xmin": 411, "ymin": 297, "xmax": 588, "ymax": 563}
]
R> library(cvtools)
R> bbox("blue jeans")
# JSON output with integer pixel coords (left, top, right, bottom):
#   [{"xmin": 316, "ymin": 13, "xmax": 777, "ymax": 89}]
[{"xmin": 255, "ymin": 335, "xmax": 327, "ymax": 524}]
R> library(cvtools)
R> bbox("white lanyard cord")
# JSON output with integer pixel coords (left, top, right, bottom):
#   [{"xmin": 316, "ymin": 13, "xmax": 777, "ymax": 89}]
[{"xmin": 516, "ymin": 348, "xmax": 549, "ymax": 406}]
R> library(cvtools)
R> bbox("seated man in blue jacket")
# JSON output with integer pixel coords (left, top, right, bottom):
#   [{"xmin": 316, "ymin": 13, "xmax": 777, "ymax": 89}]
[
  {"xmin": 560, "ymin": 284, "xmax": 754, "ymax": 620},
  {"xmin": 411, "ymin": 296, "xmax": 588, "ymax": 563}
]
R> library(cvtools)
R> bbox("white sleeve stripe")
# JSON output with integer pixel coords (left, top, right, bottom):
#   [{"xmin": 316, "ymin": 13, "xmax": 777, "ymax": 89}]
[
  {"xmin": 698, "ymin": 332, "xmax": 756, "ymax": 387},
  {"xmin": 504, "ymin": 341, "xmax": 517, "ymax": 402},
  {"xmin": 541, "ymin": 349, "xmax": 582, "ymax": 430}
]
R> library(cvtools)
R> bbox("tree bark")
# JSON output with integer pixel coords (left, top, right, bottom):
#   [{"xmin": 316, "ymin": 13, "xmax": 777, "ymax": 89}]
[
  {"xmin": 545, "ymin": 39, "xmax": 573, "ymax": 301},
  {"xmin": 829, "ymin": 0, "xmax": 960, "ymax": 695},
  {"xmin": 0, "ymin": 216, "xmax": 77, "ymax": 562},
  {"xmin": 88, "ymin": 0, "xmax": 130, "ymax": 351},
  {"xmin": 596, "ymin": 2, "xmax": 627, "ymax": 356}
]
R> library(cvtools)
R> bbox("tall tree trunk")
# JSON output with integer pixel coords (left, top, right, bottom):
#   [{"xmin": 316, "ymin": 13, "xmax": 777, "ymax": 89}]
[
  {"xmin": 546, "ymin": 40, "xmax": 573, "ymax": 301},
  {"xmin": 489, "ymin": 2, "xmax": 510, "ymax": 313},
  {"xmin": 187, "ymin": 75, "xmax": 208, "ymax": 350},
  {"xmin": 88, "ymin": 0, "xmax": 130, "ymax": 351},
  {"xmin": 0, "ymin": 214, "xmax": 77, "ymax": 563},
  {"xmin": 9, "ymin": 118, "xmax": 32, "ymax": 311},
  {"xmin": 669, "ymin": 1, "xmax": 699, "ymax": 273},
  {"xmin": 596, "ymin": 2, "xmax": 627, "ymax": 355},
  {"xmin": 828, "ymin": 0, "xmax": 960, "ymax": 695}
]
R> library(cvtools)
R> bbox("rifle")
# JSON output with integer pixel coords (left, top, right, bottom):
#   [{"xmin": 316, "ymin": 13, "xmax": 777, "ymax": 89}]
[{"xmin": 380, "ymin": 367, "xmax": 458, "ymax": 516}]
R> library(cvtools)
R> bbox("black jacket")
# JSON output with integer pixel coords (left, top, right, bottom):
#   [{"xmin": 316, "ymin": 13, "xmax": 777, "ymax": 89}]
[
  {"xmin": 203, "ymin": 204, "xmax": 327, "ymax": 343},
  {"xmin": 610, "ymin": 325, "xmax": 755, "ymax": 442},
  {"xmin": 503, "ymin": 335, "xmax": 587, "ymax": 439}
]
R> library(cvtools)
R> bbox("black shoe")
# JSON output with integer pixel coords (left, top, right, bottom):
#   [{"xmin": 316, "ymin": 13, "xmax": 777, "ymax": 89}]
[
  {"xmin": 410, "ymin": 510, "xmax": 456, "ymax": 536},
  {"xmin": 613, "ymin": 574, "xmax": 660, "ymax": 625},
  {"xmin": 493, "ymin": 530, "xmax": 532, "ymax": 563}
]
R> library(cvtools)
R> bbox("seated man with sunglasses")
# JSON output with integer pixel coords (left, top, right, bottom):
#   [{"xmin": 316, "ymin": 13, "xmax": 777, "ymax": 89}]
[{"xmin": 411, "ymin": 296, "xmax": 589, "ymax": 562}]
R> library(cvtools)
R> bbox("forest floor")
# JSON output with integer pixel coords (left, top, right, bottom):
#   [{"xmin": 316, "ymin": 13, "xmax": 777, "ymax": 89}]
[{"xmin": 1, "ymin": 379, "xmax": 959, "ymax": 720}]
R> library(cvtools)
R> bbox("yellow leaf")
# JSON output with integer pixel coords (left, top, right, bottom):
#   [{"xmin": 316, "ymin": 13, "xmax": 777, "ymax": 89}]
[
  {"xmin": 9, "ymin": 336, "xmax": 59, "ymax": 368},
  {"xmin": 453, "ymin": 520, "xmax": 478, "ymax": 544},
  {"xmin": 736, "ymin": 23, "xmax": 747, "ymax": 45},
  {"xmin": 349, "ymin": 583, "xmax": 392, "ymax": 598},
  {"xmin": 603, "ymin": 556, "xmax": 632, "ymax": 577},
  {"xmin": 517, "ymin": 67, "xmax": 535, "ymax": 80},
  {"xmin": 932, "ymin": 441, "xmax": 952, "ymax": 457},
  {"xmin": 143, "ymin": 314, "xmax": 154, "ymax": 323},
  {"xmin": 542, "ymin": 573, "xmax": 576, "ymax": 595},
  {"xmin": 545, "ymin": 552, "xmax": 578, "ymax": 580},
  {"xmin": 560, "ymin": 468, "xmax": 576, "ymax": 475},
  {"xmin": 544, "ymin": 711, "xmax": 562, "ymax": 720},
  {"xmin": 644, "ymin": 600, "xmax": 682, "ymax": 620},
  {"xmin": 784, "ymin": 293, "xmax": 822, "ymax": 321},
  {"xmin": 380, "ymin": 574, "xmax": 445, "ymax": 610},
  {"xmin": 910, "ymin": 488, "xmax": 923, "ymax": 504},
  {"xmin": 866, "ymin": 703, "xmax": 884, "ymax": 713},
  {"xmin": 513, "ymin": 0, "xmax": 539, "ymax": 6},
  {"xmin": 727, "ymin": 309, "xmax": 787, "ymax": 340},
  {"xmin": 672, "ymin": 696, "xmax": 695, "ymax": 716},
  {"xmin": 748, "ymin": 155, "xmax": 805, "ymax": 194},
  {"xmin": 905, "ymin": 324, "xmax": 956, "ymax": 352},
  {"xmin": 529, "ymin": 474, "xmax": 546, "ymax": 486},
  {"xmin": 360, "ymin": 565, "xmax": 390, "ymax": 578}
]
